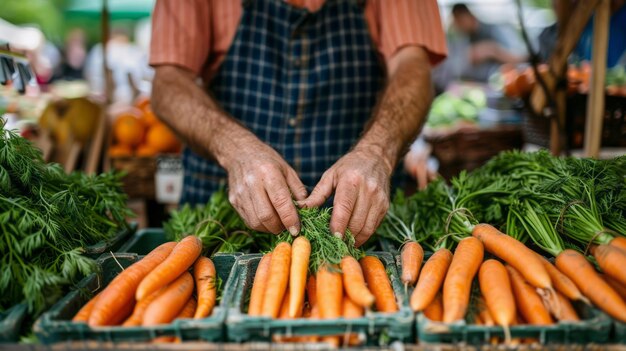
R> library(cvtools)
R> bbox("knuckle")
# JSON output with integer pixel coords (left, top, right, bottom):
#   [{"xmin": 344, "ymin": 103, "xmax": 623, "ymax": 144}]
[
  {"xmin": 365, "ymin": 179, "xmax": 379, "ymax": 193},
  {"xmin": 257, "ymin": 211, "xmax": 275, "ymax": 224},
  {"xmin": 345, "ymin": 171, "xmax": 364, "ymax": 185}
]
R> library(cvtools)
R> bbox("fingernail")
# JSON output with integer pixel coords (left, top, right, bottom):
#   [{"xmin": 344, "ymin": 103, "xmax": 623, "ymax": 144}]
[
  {"xmin": 333, "ymin": 231, "xmax": 344, "ymax": 239},
  {"xmin": 289, "ymin": 226, "xmax": 299, "ymax": 236}
]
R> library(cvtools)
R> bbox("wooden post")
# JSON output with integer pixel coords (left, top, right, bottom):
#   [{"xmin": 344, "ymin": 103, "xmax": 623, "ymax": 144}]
[
  {"xmin": 101, "ymin": 0, "xmax": 112, "ymax": 104},
  {"xmin": 583, "ymin": 0, "xmax": 610, "ymax": 158}
]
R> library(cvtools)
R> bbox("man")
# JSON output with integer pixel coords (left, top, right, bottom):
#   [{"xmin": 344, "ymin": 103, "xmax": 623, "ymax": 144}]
[
  {"xmin": 449, "ymin": 3, "xmax": 526, "ymax": 82},
  {"xmin": 150, "ymin": 0, "xmax": 446, "ymax": 246}
]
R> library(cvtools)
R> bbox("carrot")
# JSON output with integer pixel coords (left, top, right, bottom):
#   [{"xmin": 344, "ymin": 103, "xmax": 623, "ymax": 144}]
[
  {"xmin": 423, "ymin": 292, "xmax": 443, "ymax": 322},
  {"xmin": 175, "ymin": 297, "xmax": 197, "ymax": 320},
  {"xmin": 261, "ymin": 242, "xmax": 291, "ymax": 318},
  {"xmin": 410, "ymin": 248, "xmax": 453, "ymax": 312},
  {"xmin": 109, "ymin": 299, "xmax": 135, "ymax": 326},
  {"xmin": 474, "ymin": 314, "xmax": 483, "ymax": 325},
  {"xmin": 136, "ymin": 235, "xmax": 202, "ymax": 300},
  {"xmin": 88, "ymin": 242, "xmax": 177, "ymax": 326},
  {"xmin": 555, "ymin": 249, "xmax": 626, "ymax": 322},
  {"xmin": 442, "ymin": 237, "xmax": 483, "ymax": 322},
  {"xmin": 306, "ymin": 275, "xmax": 317, "ymax": 308},
  {"xmin": 248, "ymin": 253, "xmax": 272, "ymax": 316},
  {"xmin": 610, "ymin": 236, "xmax": 626, "ymax": 252},
  {"xmin": 591, "ymin": 244, "xmax": 626, "ymax": 286},
  {"xmin": 400, "ymin": 241, "xmax": 424, "ymax": 287},
  {"xmin": 506, "ymin": 265, "xmax": 553, "ymax": 325},
  {"xmin": 142, "ymin": 272, "xmax": 194, "ymax": 326},
  {"xmin": 316, "ymin": 264, "xmax": 343, "ymax": 319},
  {"xmin": 340, "ymin": 256, "xmax": 375, "ymax": 308},
  {"xmin": 479, "ymin": 304, "xmax": 495, "ymax": 326},
  {"xmin": 122, "ymin": 287, "xmax": 166, "ymax": 327},
  {"xmin": 72, "ymin": 292, "xmax": 100, "ymax": 322},
  {"xmin": 289, "ymin": 236, "xmax": 310, "ymax": 318},
  {"xmin": 473, "ymin": 224, "xmax": 552, "ymax": 291},
  {"xmin": 602, "ymin": 274, "xmax": 626, "ymax": 301},
  {"xmin": 322, "ymin": 336, "xmax": 341, "ymax": 348},
  {"xmin": 360, "ymin": 256, "xmax": 398, "ymax": 313},
  {"xmin": 279, "ymin": 290, "xmax": 300, "ymax": 319},
  {"xmin": 553, "ymin": 292, "xmax": 579, "ymax": 322},
  {"xmin": 479, "ymin": 260, "xmax": 516, "ymax": 328},
  {"xmin": 193, "ymin": 256, "xmax": 216, "ymax": 319},
  {"xmin": 539, "ymin": 255, "xmax": 589, "ymax": 304},
  {"xmin": 342, "ymin": 294, "xmax": 364, "ymax": 347}
]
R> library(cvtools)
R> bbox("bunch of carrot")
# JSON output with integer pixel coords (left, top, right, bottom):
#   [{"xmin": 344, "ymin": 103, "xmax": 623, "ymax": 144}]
[
  {"xmin": 247, "ymin": 237, "xmax": 398, "ymax": 347},
  {"xmin": 71, "ymin": 236, "xmax": 218, "ymax": 339},
  {"xmin": 402, "ymin": 224, "xmax": 626, "ymax": 344}
]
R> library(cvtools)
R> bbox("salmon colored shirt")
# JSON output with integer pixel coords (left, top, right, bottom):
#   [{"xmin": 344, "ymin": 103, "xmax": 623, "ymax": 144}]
[{"xmin": 150, "ymin": 0, "xmax": 447, "ymax": 81}]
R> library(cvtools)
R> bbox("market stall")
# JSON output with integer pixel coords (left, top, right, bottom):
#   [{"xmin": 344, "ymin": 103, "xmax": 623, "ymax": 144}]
[{"xmin": 1, "ymin": 0, "xmax": 626, "ymax": 349}]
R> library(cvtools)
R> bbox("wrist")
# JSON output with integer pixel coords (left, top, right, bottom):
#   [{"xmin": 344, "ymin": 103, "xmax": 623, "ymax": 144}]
[{"xmin": 353, "ymin": 141, "xmax": 397, "ymax": 176}]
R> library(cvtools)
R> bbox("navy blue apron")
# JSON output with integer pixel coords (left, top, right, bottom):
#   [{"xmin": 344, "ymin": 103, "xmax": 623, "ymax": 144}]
[{"xmin": 181, "ymin": 0, "xmax": 394, "ymax": 205}]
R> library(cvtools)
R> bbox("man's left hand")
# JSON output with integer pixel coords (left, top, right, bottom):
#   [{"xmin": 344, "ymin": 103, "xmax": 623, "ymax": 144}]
[{"xmin": 297, "ymin": 147, "xmax": 391, "ymax": 247}]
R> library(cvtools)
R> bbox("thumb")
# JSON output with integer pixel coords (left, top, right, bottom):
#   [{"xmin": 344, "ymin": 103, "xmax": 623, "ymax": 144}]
[{"xmin": 298, "ymin": 171, "xmax": 335, "ymax": 208}]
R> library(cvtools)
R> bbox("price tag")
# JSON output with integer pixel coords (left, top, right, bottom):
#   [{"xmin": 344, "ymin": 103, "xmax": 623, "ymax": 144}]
[{"xmin": 155, "ymin": 155, "xmax": 183, "ymax": 204}]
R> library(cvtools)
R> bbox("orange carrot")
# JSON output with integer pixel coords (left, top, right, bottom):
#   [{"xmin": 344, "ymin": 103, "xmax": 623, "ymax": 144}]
[
  {"xmin": 479, "ymin": 260, "xmax": 516, "ymax": 328},
  {"xmin": 175, "ymin": 297, "xmax": 197, "ymax": 320},
  {"xmin": 316, "ymin": 264, "xmax": 343, "ymax": 319},
  {"xmin": 72, "ymin": 292, "xmax": 100, "ymax": 322},
  {"xmin": 410, "ymin": 248, "xmax": 453, "ymax": 312},
  {"xmin": 193, "ymin": 256, "xmax": 216, "ymax": 319},
  {"xmin": 261, "ymin": 242, "xmax": 291, "ymax": 318},
  {"xmin": 122, "ymin": 287, "xmax": 167, "ymax": 327},
  {"xmin": 248, "ymin": 253, "xmax": 272, "ymax": 316},
  {"xmin": 360, "ymin": 256, "xmax": 398, "ymax": 313},
  {"xmin": 278, "ymin": 290, "xmax": 292, "ymax": 319},
  {"xmin": 602, "ymin": 274, "xmax": 626, "ymax": 301},
  {"xmin": 109, "ymin": 299, "xmax": 135, "ymax": 326},
  {"xmin": 591, "ymin": 244, "xmax": 626, "ymax": 286},
  {"xmin": 553, "ymin": 292, "xmax": 579, "ymax": 322},
  {"xmin": 479, "ymin": 304, "xmax": 495, "ymax": 326},
  {"xmin": 136, "ymin": 235, "xmax": 202, "ymax": 300},
  {"xmin": 474, "ymin": 314, "xmax": 483, "ymax": 325},
  {"xmin": 555, "ymin": 249, "xmax": 626, "ymax": 322},
  {"xmin": 306, "ymin": 275, "xmax": 317, "ymax": 309},
  {"xmin": 423, "ymin": 292, "xmax": 443, "ymax": 322},
  {"xmin": 473, "ymin": 224, "xmax": 552, "ymax": 291},
  {"xmin": 539, "ymin": 255, "xmax": 589, "ymax": 304},
  {"xmin": 507, "ymin": 265, "xmax": 553, "ymax": 325},
  {"xmin": 142, "ymin": 272, "xmax": 194, "ymax": 326},
  {"xmin": 442, "ymin": 237, "xmax": 483, "ymax": 322},
  {"xmin": 322, "ymin": 336, "xmax": 341, "ymax": 348},
  {"xmin": 342, "ymin": 294, "xmax": 363, "ymax": 347},
  {"xmin": 340, "ymin": 256, "xmax": 375, "ymax": 308},
  {"xmin": 401, "ymin": 241, "xmax": 424, "ymax": 287},
  {"xmin": 88, "ymin": 242, "xmax": 177, "ymax": 326},
  {"xmin": 610, "ymin": 236, "xmax": 626, "ymax": 252},
  {"xmin": 289, "ymin": 236, "xmax": 310, "ymax": 318}
]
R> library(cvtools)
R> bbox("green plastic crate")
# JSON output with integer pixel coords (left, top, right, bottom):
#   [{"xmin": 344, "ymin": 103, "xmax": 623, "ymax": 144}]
[
  {"xmin": 117, "ymin": 228, "xmax": 167, "ymax": 255},
  {"xmin": 225, "ymin": 252, "xmax": 414, "ymax": 344},
  {"xmin": 397, "ymin": 256, "xmax": 613, "ymax": 344},
  {"xmin": 34, "ymin": 252, "xmax": 240, "ymax": 344},
  {"xmin": 612, "ymin": 321, "xmax": 626, "ymax": 343},
  {"xmin": 84, "ymin": 223, "xmax": 137, "ymax": 259},
  {"xmin": 0, "ymin": 303, "xmax": 27, "ymax": 343}
]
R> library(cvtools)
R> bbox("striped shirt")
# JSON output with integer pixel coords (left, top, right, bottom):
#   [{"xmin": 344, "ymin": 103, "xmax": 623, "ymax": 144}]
[{"xmin": 149, "ymin": 0, "xmax": 447, "ymax": 79}]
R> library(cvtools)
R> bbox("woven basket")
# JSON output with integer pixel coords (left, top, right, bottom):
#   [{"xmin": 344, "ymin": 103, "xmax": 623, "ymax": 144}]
[{"xmin": 110, "ymin": 156, "xmax": 157, "ymax": 199}]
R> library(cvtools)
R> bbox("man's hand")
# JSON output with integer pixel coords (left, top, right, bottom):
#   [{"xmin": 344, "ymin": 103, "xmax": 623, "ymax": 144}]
[
  {"xmin": 225, "ymin": 141, "xmax": 308, "ymax": 235},
  {"xmin": 298, "ymin": 147, "xmax": 391, "ymax": 247}
]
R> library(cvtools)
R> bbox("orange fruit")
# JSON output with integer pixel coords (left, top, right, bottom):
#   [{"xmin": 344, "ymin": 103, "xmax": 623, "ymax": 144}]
[
  {"xmin": 146, "ymin": 124, "xmax": 180, "ymax": 153},
  {"xmin": 136, "ymin": 144, "xmax": 158, "ymax": 157},
  {"xmin": 108, "ymin": 144, "xmax": 133, "ymax": 158},
  {"xmin": 140, "ymin": 108, "xmax": 160, "ymax": 127},
  {"xmin": 114, "ymin": 113, "xmax": 145, "ymax": 147},
  {"xmin": 134, "ymin": 96, "xmax": 151, "ymax": 111}
]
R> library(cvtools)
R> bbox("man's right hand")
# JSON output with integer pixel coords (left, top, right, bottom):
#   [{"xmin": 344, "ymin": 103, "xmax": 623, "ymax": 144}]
[{"xmin": 223, "ymin": 140, "xmax": 308, "ymax": 235}]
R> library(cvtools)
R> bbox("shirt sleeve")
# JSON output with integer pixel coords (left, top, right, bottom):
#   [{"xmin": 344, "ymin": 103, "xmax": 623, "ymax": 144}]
[
  {"xmin": 374, "ymin": 0, "xmax": 448, "ymax": 66},
  {"xmin": 149, "ymin": 0, "xmax": 211, "ymax": 75}
]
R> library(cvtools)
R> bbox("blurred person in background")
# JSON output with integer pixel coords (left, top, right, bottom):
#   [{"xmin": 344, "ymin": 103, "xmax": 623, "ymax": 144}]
[
  {"xmin": 54, "ymin": 28, "xmax": 87, "ymax": 81},
  {"xmin": 448, "ymin": 3, "xmax": 527, "ymax": 83}
]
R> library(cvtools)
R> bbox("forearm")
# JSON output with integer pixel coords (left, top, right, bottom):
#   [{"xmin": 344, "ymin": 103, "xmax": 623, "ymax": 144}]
[
  {"xmin": 151, "ymin": 65, "xmax": 259, "ymax": 169},
  {"xmin": 355, "ymin": 46, "xmax": 433, "ymax": 174}
]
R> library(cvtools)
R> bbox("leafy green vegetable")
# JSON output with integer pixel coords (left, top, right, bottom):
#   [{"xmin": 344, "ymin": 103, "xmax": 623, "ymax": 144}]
[
  {"xmin": 163, "ymin": 189, "xmax": 275, "ymax": 255},
  {"xmin": 0, "ymin": 122, "xmax": 131, "ymax": 325}
]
